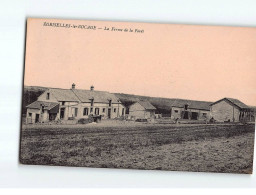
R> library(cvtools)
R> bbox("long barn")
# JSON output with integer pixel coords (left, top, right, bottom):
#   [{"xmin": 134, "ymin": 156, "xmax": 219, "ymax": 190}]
[{"xmin": 210, "ymin": 98, "xmax": 255, "ymax": 122}]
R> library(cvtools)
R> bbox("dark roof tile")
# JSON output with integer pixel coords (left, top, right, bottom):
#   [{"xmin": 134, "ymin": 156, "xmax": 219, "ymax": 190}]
[
  {"xmin": 49, "ymin": 88, "xmax": 80, "ymax": 102},
  {"xmin": 170, "ymin": 99, "xmax": 212, "ymax": 110},
  {"xmin": 211, "ymin": 97, "xmax": 249, "ymax": 109},
  {"xmin": 26, "ymin": 101, "xmax": 59, "ymax": 110},
  {"xmin": 72, "ymin": 89, "xmax": 120, "ymax": 103},
  {"xmin": 138, "ymin": 101, "xmax": 156, "ymax": 110},
  {"xmin": 225, "ymin": 98, "xmax": 249, "ymax": 109}
]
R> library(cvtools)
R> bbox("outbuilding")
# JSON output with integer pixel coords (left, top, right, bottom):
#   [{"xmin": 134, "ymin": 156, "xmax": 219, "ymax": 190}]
[
  {"xmin": 26, "ymin": 101, "xmax": 59, "ymax": 123},
  {"xmin": 128, "ymin": 100, "xmax": 156, "ymax": 119},
  {"xmin": 210, "ymin": 97, "xmax": 254, "ymax": 122},
  {"xmin": 170, "ymin": 99, "xmax": 211, "ymax": 121}
]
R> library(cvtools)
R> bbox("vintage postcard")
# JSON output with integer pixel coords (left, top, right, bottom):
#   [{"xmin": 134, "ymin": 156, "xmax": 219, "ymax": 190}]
[{"xmin": 20, "ymin": 18, "xmax": 256, "ymax": 174}]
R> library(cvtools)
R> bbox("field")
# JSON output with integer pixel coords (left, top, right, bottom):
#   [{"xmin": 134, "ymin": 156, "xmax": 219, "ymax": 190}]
[{"xmin": 20, "ymin": 121, "xmax": 255, "ymax": 174}]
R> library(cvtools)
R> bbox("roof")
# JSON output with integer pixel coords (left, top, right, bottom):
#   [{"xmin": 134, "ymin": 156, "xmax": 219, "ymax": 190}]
[
  {"xmin": 250, "ymin": 106, "xmax": 256, "ymax": 113},
  {"xmin": 136, "ymin": 101, "xmax": 156, "ymax": 110},
  {"xmin": 170, "ymin": 99, "xmax": 212, "ymax": 110},
  {"xmin": 115, "ymin": 93, "xmax": 212, "ymax": 111},
  {"xmin": 72, "ymin": 89, "xmax": 120, "ymax": 103},
  {"xmin": 26, "ymin": 101, "xmax": 59, "ymax": 110},
  {"xmin": 210, "ymin": 98, "xmax": 249, "ymax": 109},
  {"xmin": 49, "ymin": 88, "xmax": 80, "ymax": 102}
]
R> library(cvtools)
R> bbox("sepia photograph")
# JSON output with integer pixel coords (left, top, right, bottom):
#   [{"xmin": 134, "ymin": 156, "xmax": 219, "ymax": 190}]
[{"xmin": 20, "ymin": 18, "xmax": 256, "ymax": 174}]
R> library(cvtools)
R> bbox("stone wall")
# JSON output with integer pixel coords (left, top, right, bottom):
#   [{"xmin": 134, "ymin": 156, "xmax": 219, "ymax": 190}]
[{"xmin": 210, "ymin": 100, "xmax": 240, "ymax": 122}]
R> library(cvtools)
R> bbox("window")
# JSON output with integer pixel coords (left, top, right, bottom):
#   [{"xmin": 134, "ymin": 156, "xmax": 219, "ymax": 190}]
[
  {"xmin": 114, "ymin": 108, "xmax": 116, "ymax": 113},
  {"xmin": 95, "ymin": 108, "xmax": 99, "ymax": 115},
  {"xmin": 109, "ymin": 100, "xmax": 112, "ymax": 107},
  {"xmin": 184, "ymin": 104, "xmax": 188, "ymax": 110},
  {"xmin": 122, "ymin": 108, "xmax": 125, "ymax": 116},
  {"xmin": 102, "ymin": 108, "xmax": 105, "ymax": 113},
  {"xmin": 41, "ymin": 105, "xmax": 45, "ymax": 113},
  {"xmin": 29, "ymin": 113, "xmax": 32, "ymax": 117},
  {"xmin": 90, "ymin": 99, "xmax": 94, "ymax": 106},
  {"xmin": 90, "ymin": 107, "xmax": 93, "ymax": 113},
  {"xmin": 46, "ymin": 93, "xmax": 50, "ymax": 100},
  {"xmin": 62, "ymin": 101, "xmax": 65, "ymax": 105},
  {"xmin": 174, "ymin": 110, "xmax": 178, "ymax": 113},
  {"xmin": 83, "ymin": 108, "xmax": 88, "ymax": 116}
]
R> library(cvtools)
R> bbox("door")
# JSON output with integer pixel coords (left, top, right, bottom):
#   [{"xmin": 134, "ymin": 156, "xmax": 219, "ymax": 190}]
[
  {"xmin": 183, "ymin": 111, "xmax": 189, "ymax": 119},
  {"xmin": 35, "ymin": 114, "xmax": 40, "ymax": 123},
  {"xmin": 108, "ymin": 108, "xmax": 111, "ymax": 118},
  {"xmin": 191, "ymin": 112, "xmax": 198, "ymax": 120},
  {"xmin": 60, "ymin": 108, "xmax": 65, "ymax": 119}
]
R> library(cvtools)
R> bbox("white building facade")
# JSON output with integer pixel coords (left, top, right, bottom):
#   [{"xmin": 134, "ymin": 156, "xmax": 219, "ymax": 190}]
[{"xmin": 26, "ymin": 84, "xmax": 126, "ymax": 123}]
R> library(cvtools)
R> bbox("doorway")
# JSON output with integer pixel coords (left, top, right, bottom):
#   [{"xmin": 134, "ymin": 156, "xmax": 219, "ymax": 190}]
[
  {"xmin": 191, "ymin": 112, "xmax": 198, "ymax": 120},
  {"xmin": 72, "ymin": 107, "xmax": 78, "ymax": 117},
  {"xmin": 183, "ymin": 111, "xmax": 189, "ymax": 119},
  {"xmin": 60, "ymin": 108, "xmax": 65, "ymax": 119},
  {"xmin": 108, "ymin": 108, "xmax": 111, "ymax": 118},
  {"xmin": 35, "ymin": 114, "xmax": 40, "ymax": 123},
  {"xmin": 49, "ymin": 113, "xmax": 57, "ymax": 121}
]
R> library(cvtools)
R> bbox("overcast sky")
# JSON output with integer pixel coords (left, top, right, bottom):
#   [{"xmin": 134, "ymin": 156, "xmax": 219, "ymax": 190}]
[{"xmin": 24, "ymin": 18, "xmax": 256, "ymax": 106}]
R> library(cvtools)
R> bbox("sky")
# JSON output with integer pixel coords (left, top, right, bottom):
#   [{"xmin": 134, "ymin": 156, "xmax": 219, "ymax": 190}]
[{"xmin": 24, "ymin": 18, "xmax": 256, "ymax": 106}]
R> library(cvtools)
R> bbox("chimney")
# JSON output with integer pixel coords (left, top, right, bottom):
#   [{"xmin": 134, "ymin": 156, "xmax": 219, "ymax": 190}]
[
  {"xmin": 90, "ymin": 85, "xmax": 94, "ymax": 91},
  {"xmin": 72, "ymin": 83, "xmax": 76, "ymax": 89}
]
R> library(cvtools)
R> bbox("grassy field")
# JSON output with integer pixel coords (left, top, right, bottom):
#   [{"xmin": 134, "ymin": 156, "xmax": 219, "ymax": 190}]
[{"xmin": 20, "ymin": 122, "xmax": 255, "ymax": 174}]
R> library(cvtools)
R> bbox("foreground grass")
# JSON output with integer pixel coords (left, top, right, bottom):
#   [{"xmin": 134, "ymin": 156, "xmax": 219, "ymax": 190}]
[{"xmin": 20, "ymin": 123, "xmax": 255, "ymax": 174}]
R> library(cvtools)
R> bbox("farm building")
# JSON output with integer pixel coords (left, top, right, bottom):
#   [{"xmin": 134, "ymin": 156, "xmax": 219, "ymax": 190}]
[
  {"xmin": 26, "ymin": 84, "xmax": 126, "ymax": 123},
  {"xmin": 128, "ymin": 101, "xmax": 156, "ymax": 119},
  {"xmin": 26, "ymin": 101, "xmax": 60, "ymax": 124},
  {"xmin": 26, "ymin": 85, "xmax": 256, "ymax": 124},
  {"xmin": 115, "ymin": 93, "xmax": 212, "ymax": 120},
  {"xmin": 170, "ymin": 99, "xmax": 211, "ymax": 120},
  {"xmin": 210, "ymin": 98, "xmax": 255, "ymax": 122},
  {"xmin": 250, "ymin": 106, "xmax": 256, "ymax": 117}
]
